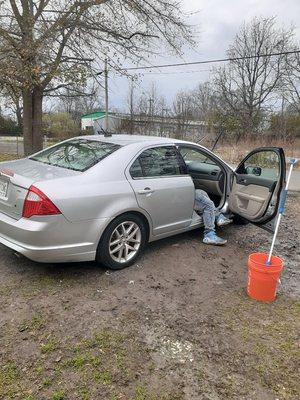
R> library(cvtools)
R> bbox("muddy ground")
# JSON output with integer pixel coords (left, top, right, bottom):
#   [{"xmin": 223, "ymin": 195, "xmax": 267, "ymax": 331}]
[{"xmin": 0, "ymin": 198, "xmax": 299, "ymax": 400}]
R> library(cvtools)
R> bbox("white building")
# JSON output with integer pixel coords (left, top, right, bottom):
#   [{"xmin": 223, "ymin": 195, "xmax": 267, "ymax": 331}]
[
  {"xmin": 81, "ymin": 112, "xmax": 121, "ymax": 133},
  {"xmin": 81, "ymin": 111, "xmax": 216, "ymax": 141}
]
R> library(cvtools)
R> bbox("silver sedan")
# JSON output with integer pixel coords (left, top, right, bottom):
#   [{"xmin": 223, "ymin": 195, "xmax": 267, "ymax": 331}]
[{"xmin": 0, "ymin": 135, "xmax": 285, "ymax": 269}]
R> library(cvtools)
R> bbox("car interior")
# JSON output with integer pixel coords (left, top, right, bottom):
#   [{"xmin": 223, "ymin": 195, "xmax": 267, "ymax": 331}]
[
  {"xmin": 129, "ymin": 146, "xmax": 182, "ymax": 178},
  {"xmin": 228, "ymin": 149, "xmax": 282, "ymax": 221},
  {"xmin": 179, "ymin": 146, "xmax": 226, "ymax": 208},
  {"xmin": 130, "ymin": 146, "xmax": 227, "ymax": 210}
]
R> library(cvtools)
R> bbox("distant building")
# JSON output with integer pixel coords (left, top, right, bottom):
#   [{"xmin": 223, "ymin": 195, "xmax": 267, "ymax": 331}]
[
  {"xmin": 81, "ymin": 111, "xmax": 216, "ymax": 141},
  {"xmin": 81, "ymin": 111, "xmax": 122, "ymax": 133}
]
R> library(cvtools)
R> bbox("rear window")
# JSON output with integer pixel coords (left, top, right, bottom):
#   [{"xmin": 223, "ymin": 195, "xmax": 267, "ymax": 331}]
[{"xmin": 30, "ymin": 139, "xmax": 121, "ymax": 172}]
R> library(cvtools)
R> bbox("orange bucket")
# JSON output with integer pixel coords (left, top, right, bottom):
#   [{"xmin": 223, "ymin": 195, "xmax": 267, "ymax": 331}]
[{"xmin": 247, "ymin": 253, "xmax": 283, "ymax": 302}]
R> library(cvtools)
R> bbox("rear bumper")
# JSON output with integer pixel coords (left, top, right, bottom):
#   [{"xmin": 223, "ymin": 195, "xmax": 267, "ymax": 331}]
[{"xmin": 0, "ymin": 212, "xmax": 110, "ymax": 263}]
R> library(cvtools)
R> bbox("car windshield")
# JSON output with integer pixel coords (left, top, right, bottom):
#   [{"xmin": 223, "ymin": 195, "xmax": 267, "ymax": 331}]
[{"xmin": 30, "ymin": 139, "xmax": 121, "ymax": 172}]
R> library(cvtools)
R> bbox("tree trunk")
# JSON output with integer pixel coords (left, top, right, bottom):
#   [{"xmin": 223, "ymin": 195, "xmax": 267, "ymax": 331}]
[
  {"xmin": 22, "ymin": 88, "xmax": 43, "ymax": 156},
  {"xmin": 15, "ymin": 98, "xmax": 23, "ymax": 131}
]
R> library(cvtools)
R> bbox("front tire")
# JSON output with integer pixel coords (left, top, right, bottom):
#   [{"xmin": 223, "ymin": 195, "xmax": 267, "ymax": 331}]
[{"xmin": 96, "ymin": 213, "xmax": 147, "ymax": 270}]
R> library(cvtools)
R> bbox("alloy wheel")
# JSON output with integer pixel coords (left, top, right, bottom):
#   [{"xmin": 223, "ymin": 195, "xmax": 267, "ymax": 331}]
[{"xmin": 109, "ymin": 221, "xmax": 142, "ymax": 263}]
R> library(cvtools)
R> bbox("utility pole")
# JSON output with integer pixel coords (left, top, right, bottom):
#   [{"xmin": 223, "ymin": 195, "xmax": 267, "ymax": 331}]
[
  {"xmin": 148, "ymin": 97, "xmax": 154, "ymax": 135},
  {"xmin": 130, "ymin": 77, "xmax": 134, "ymax": 134},
  {"xmin": 161, "ymin": 108, "xmax": 169, "ymax": 137},
  {"xmin": 148, "ymin": 97, "xmax": 153, "ymax": 116},
  {"xmin": 104, "ymin": 58, "xmax": 109, "ymax": 131}
]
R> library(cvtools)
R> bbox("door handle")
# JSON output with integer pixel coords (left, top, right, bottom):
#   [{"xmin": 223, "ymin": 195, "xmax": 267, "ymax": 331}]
[{"xmin": 138, "ymin": 187, "xmax": 155, "ymax": 195}]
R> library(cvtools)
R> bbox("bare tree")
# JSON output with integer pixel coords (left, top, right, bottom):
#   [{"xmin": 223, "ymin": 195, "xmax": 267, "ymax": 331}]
[
  {"xmin": 133, "ymin": 82, "xmax": 167, "ymax": 135},
  {"xmin": 56, "ymin": 80, "xmax": 104, "ymax": 122},
  {"xmin": 172, "ymin": 89, "xmax": 193, "ymax": 139},
  {"xmin": 136, "ymin": 91, "xmax": 149, "ymax": 116},
  {"xmin": 0, "ymin": 84, "xmax": 23, "ymax": 129},
  {"xmin": 125, "ymin": 76, "xmax": 141, "ymax": 133},
  {"xmin": 0, "ymin": 0, "xmax": 193, "ymax": 154},
  {"xmin": 284, "ymin": 51, "xmax": 300, "ymax": 113},
  {"xmin": 191, "ymin": 82, "xmax": 218, "ymax": 122},
  {"xmin": 147, "ymin": 82, "xmax": 167, "ymax": 116},
  {"xmin": 213, "ymin": 17, "xmax": 294, "ymax": 137}
]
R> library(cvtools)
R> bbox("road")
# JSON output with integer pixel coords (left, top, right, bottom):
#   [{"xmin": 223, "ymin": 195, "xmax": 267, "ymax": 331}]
[
  {"xmin": 0, "ymin": 138, "xmax": 24, "ymax": 156},
  {"xmin": 288, "ymin": 168, "xmax": 300, "ymax": 192},
  {"xmin": 1, "ymin": 137, "xmax": 300, "ymax": 192}
]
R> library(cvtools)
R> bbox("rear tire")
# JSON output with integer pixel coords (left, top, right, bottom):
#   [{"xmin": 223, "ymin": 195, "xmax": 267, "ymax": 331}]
[{"xmin": 96, "ymin": 213, "xmax": 147, "ymax": 270}]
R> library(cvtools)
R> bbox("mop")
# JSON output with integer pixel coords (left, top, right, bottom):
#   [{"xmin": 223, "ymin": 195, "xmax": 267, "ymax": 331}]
[
  {"xmin": 266, "ymin": 158, "xmax": 298, "ymax": 266},
  {"xmin": 247, "ymin": 158, "xmax": 298, "ymax": 302}
]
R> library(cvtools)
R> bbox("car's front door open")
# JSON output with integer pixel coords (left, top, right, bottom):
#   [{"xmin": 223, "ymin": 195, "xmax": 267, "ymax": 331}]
[{"xmin": 228, "ymin": 147, "xmax": 286, "ymax": 228}]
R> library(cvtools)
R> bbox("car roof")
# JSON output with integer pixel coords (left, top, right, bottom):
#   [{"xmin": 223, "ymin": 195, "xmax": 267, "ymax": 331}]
[
  {"xmin": 79, "ymin": 134, "xmax": 233, "ymax": 172},
  {"xmin": 77, "ymin": 134, "xmax": 186, "ymax": 146}
]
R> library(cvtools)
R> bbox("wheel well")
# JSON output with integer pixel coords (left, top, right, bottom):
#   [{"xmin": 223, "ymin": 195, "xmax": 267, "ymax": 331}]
[{"xmin": 108, "ymin": 211, "xmax": 150, "ymax": 243}]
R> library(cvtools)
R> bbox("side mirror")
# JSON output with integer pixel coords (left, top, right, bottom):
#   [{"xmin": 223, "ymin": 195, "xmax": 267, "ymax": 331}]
[{"xmin": 246, "ymin": 166, "xmax": 262, "ymax": 176}]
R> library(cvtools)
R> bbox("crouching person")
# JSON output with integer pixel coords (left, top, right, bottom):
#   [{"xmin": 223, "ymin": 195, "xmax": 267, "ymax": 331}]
[{"xmin": 194, "ymin": 189, "xmax": 232, "ymax": 245}]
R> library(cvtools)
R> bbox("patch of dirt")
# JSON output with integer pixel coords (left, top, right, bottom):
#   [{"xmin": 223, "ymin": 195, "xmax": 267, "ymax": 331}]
[{"xmin": 0, "ymin": 198, "xmax": 299, "ymax": 400}]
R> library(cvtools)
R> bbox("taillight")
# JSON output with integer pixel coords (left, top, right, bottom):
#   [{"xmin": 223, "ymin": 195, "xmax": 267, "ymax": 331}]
[{"xmin": 22, "ymin": 185, "xmax": 61, "ymax": 219}]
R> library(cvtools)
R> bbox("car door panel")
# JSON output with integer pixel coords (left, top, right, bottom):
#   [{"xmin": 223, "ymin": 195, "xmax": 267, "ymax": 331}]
[
  {"xmin": 229, "ymin": 181, "xmax": 272, "ymax": 219},
  {"xmin": 235, "ymin": 174, "xmax": 276, "ymax": 189},
  {"xmin": 129, "ymin": 176, "xmax": 195, "ymax": 235},
  {"xmin": 228, "ymin": 147, "xmax": 285, "ymax": 228},
  {"xmin": 126, "ymin": 145, "xmax": 195, "ymax": 236}
]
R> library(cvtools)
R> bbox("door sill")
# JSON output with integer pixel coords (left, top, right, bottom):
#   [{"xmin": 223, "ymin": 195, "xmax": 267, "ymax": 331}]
[{"xmin": 191, "ymin": 210, "xmax": 202, "ymax": 226}]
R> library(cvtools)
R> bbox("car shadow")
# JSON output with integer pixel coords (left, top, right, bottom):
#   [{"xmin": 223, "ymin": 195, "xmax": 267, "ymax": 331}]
[
  {"xmin": 7, "ymin": 228, "xmax": 203, "ymax": 280},
  {"xmin": 12, "ymin": 253, "xmax": 105, "ymax": 280}
]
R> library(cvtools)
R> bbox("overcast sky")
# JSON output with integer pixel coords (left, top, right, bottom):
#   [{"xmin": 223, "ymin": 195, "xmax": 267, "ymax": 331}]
[{"xmin": 108, "ymin": 0, "xmax": 300, "ymax": 112}]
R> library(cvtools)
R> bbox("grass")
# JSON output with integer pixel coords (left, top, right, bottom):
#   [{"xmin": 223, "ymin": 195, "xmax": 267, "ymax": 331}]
[
  {"xmin": 0, "ymin": 153, "xmax": 17, "ymax": 162},
  {"xmin": 52, "ymin": 391, "xmax": 66, "ymax": 400},
  {"xmin": 31, "ymin": 313, "xmax": 44, "ymax": 330},
  {"xmin": 0, "ymin": 296, "xmax": 298, "ymax": 400},
  {"xmin": 134, "ymin": 386, "xmax": 148, "ymax": 400},
  {"xmin": 132, "ymin": 387, "xmax": 184, "ymax": 400},
  {"xmin": 18, "ymin": 313, "xmax": 45, "ymax": 333},
  {"xmin": 79, "ymin": 387, "xmax": 90, "ymax": 400},
  {"xmin": 43, "ymin": 377, "xmax": 53, "ymax": 387},
  {"xmin": 0, "ymin": 362, "xmax": 20, "ymax": 399},
  {"xmin": 21, "ymin": 275, "xmax": 60, "ymax": 299},
  {"xmin": 1, "ymin": 299, "xmax": 298, "ymax": 400},
  {"xmin": 0, "ymin": 362, "xmax": 19, "ymax": 384},
  {"xmin": 67, "ymin": 355, "xmax": 88, "ymax": 369},
  {"xmin": 93, "ymin": 371, "xmax": 112, "ymax": 385},
  {"xmin": 40, "ymin": 338, "xmax": 57, "ymax": 354},
  {"xmin": 216, "ymin": 293, "xmax": 300, "ymax": 399}
]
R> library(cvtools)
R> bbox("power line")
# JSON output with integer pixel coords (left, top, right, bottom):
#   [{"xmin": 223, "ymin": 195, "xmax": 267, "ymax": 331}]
[
  {"xmin": 138, "ymin": 68, "xmax": 213, "ymax": 75},
  {"xmin": 119, "ymin": 50, "xmax": 300, "ymax": 71}
]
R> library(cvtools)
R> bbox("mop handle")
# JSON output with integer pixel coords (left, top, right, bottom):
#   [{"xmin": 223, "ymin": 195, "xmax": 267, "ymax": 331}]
[{"xmin": 266, "ymin": 158, "xmax": 297, "ymax": 265}]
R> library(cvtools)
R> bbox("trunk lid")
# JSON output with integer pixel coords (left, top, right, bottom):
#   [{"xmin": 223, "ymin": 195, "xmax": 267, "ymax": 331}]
[{"xmin": 0, "ymin": 158, "xmax": 79, "ymax": 220}]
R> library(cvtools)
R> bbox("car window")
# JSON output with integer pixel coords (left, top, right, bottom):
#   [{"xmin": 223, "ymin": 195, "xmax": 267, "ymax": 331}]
[
  {"xmin": 130, "ymin": 158, "xmax": 144, "ymax": 178},
  {"xmin": 30, "ymin": 139, "xmax": 121, "ymax": 172},
  {"xmin": 130, "ymin": 146, "xmax": 182, "ymax": 178},
  {"xmin": 241, "ymin": 150, "xmax": 280, "ymax": 180},
  {"xmin": 179, "ymin": 146, "xmax": 221, "ymax": 171}
]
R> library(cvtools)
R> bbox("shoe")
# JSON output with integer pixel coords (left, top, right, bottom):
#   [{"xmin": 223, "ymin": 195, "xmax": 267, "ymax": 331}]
[
  {"xmin": 216, "ymin": 214, "xmax": 232, "ymax": 227},
  {"xmin": 203, "ymin": 231, "xmax": 227, "ymax": 246}
]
